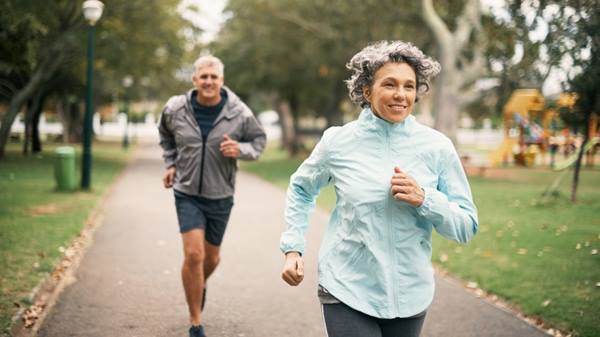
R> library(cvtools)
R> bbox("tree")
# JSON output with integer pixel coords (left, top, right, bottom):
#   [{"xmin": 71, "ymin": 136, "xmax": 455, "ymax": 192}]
[
  {"xmin": 0, "ymin": 0, "xmax": 193, "ymax": 157},
  {"xmin": 560, "ymin": 1, "xmax": 599, "ymax": 202},
  {"xmin": 421, "ymin": 0, "xmax": 487, "ymax": 143},
  {"xmin": 214, "ymin": 0, "xmax": 432, "ymax": 154},
  {"xmin": 0, "ymin": 0, "xmax": 79, "ymax": 158}
]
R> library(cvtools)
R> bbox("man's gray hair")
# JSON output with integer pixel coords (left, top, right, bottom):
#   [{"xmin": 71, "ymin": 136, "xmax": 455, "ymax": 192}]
[
  {"xmin": 346, "ymin": 40, "xmax": 441, "ymax": 107},
  {"xmin": 193, "ymin": 54, "xmax": 224, "ymax": 77}
]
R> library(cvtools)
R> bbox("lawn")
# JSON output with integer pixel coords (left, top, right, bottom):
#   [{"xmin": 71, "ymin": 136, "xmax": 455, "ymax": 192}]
[
  {"xmin": 242, "ymin": 144, "xmax": 600, "ymax": 337},
  {"xmin": 0, "ymin": 142, "xmax": 133, "ymax": 335}
]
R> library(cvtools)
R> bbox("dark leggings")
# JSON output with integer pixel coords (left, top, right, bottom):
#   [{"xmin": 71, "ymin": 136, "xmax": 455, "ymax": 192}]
[{"xmin": 322, "ymin": 302, "xmax": 426, "ymax": 337}]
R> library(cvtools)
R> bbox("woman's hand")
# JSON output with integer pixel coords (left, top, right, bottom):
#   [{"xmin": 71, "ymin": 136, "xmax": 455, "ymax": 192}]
[
  {"xmin": 390, "ymin": 166, "xmax": 425, "ymax": 207},
  {"xmin": 281, "ymin": 251, "xmax": 304, "ymax": 286}
]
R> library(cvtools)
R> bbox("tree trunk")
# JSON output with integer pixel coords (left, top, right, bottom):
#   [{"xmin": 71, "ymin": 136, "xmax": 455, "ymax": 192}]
[
  {"xmin": 420, "ymin": 0, "xmax": 485, "ymax": 144},
  {"xmin": 23, "ymin": 99, "xmax": 33, "ymax": 155},
  {"xmin": 31, "ymin": 93, "xmax": 46, "ymax": 153},
  {"xmin": 433, "ymin": 67, "xmax": 460, "ymax": 144},
  {"xmin": 22, "ymin": 90, "xmax": 46, "ymax": 154},
  {"xmin": 324, "ymin": 80, "xmax": 345, "ymax": 127},
  {"xmin": 277, "ymin": 99, "xmax": 296, "ymax": 154},
  {"xmin": 0, "ymin": 56, "xmax": 62, "ymax": 158},
  {"xmin": 571, "ymin": 112, "xmax": 591, "ymax": 203}
]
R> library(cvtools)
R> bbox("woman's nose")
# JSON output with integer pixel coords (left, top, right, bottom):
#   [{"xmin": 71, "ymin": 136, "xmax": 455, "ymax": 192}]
[{"xmin": 393, "ymin": 88, "xmax": 405, "ymax": 99}]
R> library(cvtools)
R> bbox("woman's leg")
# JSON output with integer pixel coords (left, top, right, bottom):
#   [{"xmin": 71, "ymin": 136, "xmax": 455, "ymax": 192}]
[
  {"xmin": 379, "ymin": 311, "xmax": 426, "ymax": 337},
  {"xmin": 322, "ymin": 303, "xmax": 381, "ymax": 337}
]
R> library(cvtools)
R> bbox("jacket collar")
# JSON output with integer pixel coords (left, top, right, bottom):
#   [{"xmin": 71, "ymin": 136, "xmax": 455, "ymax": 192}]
[
  {"xmin": 358, "ymin": 108, "xmax": 415, "ymax": 137},
  {"xmin": 185, "ymin": 86, "xmax": 244, "ymax": 121}
]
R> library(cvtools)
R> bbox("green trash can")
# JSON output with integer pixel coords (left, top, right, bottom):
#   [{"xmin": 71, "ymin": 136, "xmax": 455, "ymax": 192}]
[{"xmin": 54, "ymin": 146, "xmax": 76, "ymax": 191}]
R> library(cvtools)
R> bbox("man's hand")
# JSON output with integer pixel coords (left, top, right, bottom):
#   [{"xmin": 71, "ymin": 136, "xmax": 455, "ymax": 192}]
[
  {"xmin": 390, "ymin": 166, "xmax": 425, "ymax": 207},
  {"xmin": 163, "ymin": 166, "xmax": 176, "ymax": 188},
  {"xmin": 281, "ymin": 251, "xmax": 304, "ymax": 286},
  {"xmin": 220, "ymin": 134, "xmax": 240, "ymax": 158}
]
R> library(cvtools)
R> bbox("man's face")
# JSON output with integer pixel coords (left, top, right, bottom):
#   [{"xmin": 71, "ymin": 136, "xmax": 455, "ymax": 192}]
[{"xmin": 192, "ymin": 65, "xmax": 224, "ymax": 105}]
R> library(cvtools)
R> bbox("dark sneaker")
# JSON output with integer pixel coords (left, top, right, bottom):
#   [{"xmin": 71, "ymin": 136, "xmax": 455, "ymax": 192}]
[
  {"xmin": 189, "ymin": 325, "xmax": 206, "ymax": 337},
  {"xmin": 201, "ymin": 287, "xmax": 207, "ymax": 311}
]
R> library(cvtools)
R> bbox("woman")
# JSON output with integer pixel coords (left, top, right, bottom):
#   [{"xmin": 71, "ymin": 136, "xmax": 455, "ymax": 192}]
[{"xmin": 280, "ymin": 40, "xmax": 478, "ymax": 337}]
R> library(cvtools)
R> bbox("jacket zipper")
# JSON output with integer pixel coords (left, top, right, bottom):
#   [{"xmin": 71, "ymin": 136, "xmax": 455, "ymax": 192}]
[
  {"xmin": 385, "ymin": 127, "xmax": 400, "ymax": 314},
  {"xmin": 198, "ymin": 135, "xmax": 207, "ymax": 194}
]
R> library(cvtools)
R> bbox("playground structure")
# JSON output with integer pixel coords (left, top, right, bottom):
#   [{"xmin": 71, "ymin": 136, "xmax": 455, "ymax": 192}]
[{"xmin": 490, "ymin": 89, "xmax": 599, "ymax": 168}]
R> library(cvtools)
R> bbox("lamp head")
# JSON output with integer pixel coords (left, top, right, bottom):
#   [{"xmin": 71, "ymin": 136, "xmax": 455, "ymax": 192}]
[{"xmin": 82, "ymin": 0, "xmax": 104, "ymax": 26}]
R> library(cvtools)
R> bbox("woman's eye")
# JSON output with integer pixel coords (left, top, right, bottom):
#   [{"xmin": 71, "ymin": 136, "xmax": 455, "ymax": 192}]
[{"xmin": 383, "ymin": 83, "xmax": 394, "ymax": 88}]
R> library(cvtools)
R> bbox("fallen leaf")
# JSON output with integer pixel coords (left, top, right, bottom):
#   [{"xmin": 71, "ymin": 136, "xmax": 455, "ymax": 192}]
[
  {"xmin": 576, "ymin": 243, "xmax": 582, "ymax": 250},
  {"xmin": 466, "ymin": 281, "xmax": 478, "ymax": 289},
  {"xmin": 591, "ymin": 249, "xmax": 598, "ymax": 255},
  {"xmin": 542, "ymin": 299, "xmax": 552, "ymax": 307},
  {"xmin": 439, "ymin": 254, "xmax": 448, "ymax": 263},
  {"xmin": 517, "ymin": 248, "xmax": 528, "ymax": 255}
]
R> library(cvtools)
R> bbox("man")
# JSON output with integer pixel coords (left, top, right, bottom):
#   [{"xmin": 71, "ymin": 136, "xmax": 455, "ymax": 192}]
[{"xmin": 158, "ymin": 55, "xmax": 266, "ymax": 337}]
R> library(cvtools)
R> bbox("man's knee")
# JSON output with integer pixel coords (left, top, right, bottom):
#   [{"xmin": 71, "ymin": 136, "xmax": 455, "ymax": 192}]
[
  {"xmin": 206, "ymin": 254, "xmax": 220, "ymax": 268},
  {"xmin": 184, "ymin": 247, "xmax": 205, "ymax": 267}
]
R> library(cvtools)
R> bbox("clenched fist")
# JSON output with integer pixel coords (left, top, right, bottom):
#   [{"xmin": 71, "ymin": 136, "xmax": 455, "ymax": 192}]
[
  {"xmin": 390, "ymin": 166, "xmax": 424, "ymax": 207},
  {"xmin": 281, "ymin": 251, "xmax": 304, "ymax": 286}
]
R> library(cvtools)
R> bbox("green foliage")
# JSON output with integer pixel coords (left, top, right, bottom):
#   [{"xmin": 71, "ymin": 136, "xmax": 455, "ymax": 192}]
[
  {"xmin": 213, "ymin": 0, "xmax": 430, "ymax": 123},
  {"xmin": 563, "ymin": 1, "xmax": 600, "ymax": 130},
  {"xmin": 242, "ymin": 146, "xmax": 600, "ymax": 337},
  {"xmin": 0, "ymin": 142, "xmax": 131, "ymax": 335},
  {"xmin": 92, "ymin": 0, "xmax": 193, "ymax": 103},
  {"xmin": 0, "ymin": 0, "xmax": 194, "ymax": 109}
]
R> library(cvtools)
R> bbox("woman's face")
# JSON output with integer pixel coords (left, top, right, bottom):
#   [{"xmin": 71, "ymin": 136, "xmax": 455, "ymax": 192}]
[{"xmin": 364, "ymin": 62, "xmax": 417, "ymax": 123}]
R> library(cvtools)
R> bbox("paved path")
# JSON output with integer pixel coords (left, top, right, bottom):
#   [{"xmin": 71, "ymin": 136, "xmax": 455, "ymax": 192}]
[{"xmin": 38, "ymin": 143, "xmax": 549, "ymax": 337}]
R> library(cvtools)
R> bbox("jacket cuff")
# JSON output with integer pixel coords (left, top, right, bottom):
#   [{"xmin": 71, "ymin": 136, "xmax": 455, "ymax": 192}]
[
  {"xmin": 164, "ymin": 159, "xmax": 175, "ymax": 169},
  {"xmin": 280, "ymin": 239, "xmax": 305, "ymax": 256},
  {"xmin": 415, "ymin": 187, "xmax": 446, "ymax": 219},
  {"xmin": 238, "ymin": 142, "xmax": 258, "ymax": 160}
]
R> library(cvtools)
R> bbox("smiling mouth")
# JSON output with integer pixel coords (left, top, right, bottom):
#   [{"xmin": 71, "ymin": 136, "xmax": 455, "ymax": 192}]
[{"xmin": 388, "ymin": 104, "xmax": 408, "ymax": 111}]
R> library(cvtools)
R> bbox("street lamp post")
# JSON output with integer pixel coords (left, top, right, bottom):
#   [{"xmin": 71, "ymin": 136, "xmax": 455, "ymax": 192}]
[
  {"xmin": 122, "ymin": 75, "xmax": 133, "ymax": 149},
  {"xmin": 81, "ymin": 0, "xmax": 104, "ymax": 190}
]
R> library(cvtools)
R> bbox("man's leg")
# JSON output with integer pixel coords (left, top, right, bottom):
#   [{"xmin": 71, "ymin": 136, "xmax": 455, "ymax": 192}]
[
  {"xmin": 199, "ymin": 196, "xmax": 233, "ymax": 311},
  {"xmin": 181, "ymin": 229, "xmax": 206, "ymax": 325},
  {"xmin": 203, "ymin": 241, "xmax": 221, "ymax": 279}
]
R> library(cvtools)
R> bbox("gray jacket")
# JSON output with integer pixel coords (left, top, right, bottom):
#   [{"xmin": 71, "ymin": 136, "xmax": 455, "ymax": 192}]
[{"xmin": 158, "ymin": 87, "xmax": 266, "ymax": 199}]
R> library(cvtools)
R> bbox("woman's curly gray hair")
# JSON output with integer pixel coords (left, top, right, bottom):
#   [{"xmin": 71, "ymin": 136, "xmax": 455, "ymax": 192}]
[{"xmin": 346, "ymin": 40, "xmax": 441, "ymax": 107}]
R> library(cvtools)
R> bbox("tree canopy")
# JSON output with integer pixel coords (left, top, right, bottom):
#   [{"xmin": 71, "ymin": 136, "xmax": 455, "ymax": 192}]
[{"xmin": 0, "ymin": 0, "xmax": 196, "ymax": 156}]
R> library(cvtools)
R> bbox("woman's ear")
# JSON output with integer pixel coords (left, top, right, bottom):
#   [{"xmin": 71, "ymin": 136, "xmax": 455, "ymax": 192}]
[{"xmin": 362, "ymin": 86, "xmax": 371, "ymax": 102}]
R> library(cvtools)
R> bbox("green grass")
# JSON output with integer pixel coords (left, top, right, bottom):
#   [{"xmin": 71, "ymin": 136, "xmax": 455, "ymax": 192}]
[
  {"xmin": 243, "ymin": 144, "xmax": 600, "ymax": 337},
  {"xmin": 0, "ymin": 141, "xmax": 133, "ymax": 335}
]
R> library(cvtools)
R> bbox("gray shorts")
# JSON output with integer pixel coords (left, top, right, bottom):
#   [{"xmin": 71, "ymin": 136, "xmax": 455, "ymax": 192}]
[{"xmin": 174, "ymin": 190, "xmax": 234, "ymax": 246}]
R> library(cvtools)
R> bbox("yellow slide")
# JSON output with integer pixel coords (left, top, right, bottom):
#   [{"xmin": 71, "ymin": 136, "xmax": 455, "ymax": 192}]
[{"xmin": 489, "ymin": 138, "xmax": 518, "ymax": 167}]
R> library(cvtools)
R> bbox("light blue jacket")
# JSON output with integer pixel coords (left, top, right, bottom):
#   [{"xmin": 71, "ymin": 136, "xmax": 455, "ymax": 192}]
[{"xmin": 280, "ymin": 109, "xmax": 478, "ymax": 319}]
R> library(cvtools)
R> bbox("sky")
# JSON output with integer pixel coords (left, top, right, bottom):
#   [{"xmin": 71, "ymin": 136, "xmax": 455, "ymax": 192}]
[{"xmin": 178, "ymin": 0, "xmax": 228, "ymax": 43}]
